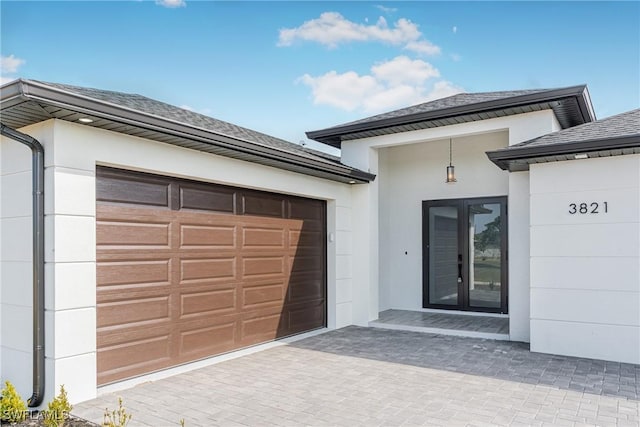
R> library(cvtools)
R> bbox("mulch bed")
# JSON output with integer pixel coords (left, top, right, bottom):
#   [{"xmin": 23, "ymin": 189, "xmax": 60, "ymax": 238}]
[{"xmin": 2, "ymin": 414, "xmax": 98, "ymax": 426}]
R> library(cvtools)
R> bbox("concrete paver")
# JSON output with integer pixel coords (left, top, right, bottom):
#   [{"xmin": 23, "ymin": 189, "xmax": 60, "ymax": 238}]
[{"xmin": 73, "ymin": 326, "xmax": 639, "ymax": 426}]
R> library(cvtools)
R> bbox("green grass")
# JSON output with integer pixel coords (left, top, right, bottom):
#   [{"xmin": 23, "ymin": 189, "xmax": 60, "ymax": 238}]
[{"xmin": 473, "ymin": 258, "xmax": 501, "ymax": 283}]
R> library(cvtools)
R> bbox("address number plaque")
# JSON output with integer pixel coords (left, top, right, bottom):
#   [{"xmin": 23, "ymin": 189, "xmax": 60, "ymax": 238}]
[{"xmin": 568, "ymin": 202, "xmax": 608, "ymax": 215}]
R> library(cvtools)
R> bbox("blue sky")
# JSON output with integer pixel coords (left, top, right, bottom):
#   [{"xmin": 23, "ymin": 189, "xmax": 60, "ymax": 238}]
[{"xmin": 1, "ymin": 1, "xmax": 638, "ymax": 154}]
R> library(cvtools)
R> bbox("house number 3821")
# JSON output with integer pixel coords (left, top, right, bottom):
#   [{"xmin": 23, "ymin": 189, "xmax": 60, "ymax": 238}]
[{"xmin": 568, "ymin": 202, "xmax": 608, "ymax": 214}]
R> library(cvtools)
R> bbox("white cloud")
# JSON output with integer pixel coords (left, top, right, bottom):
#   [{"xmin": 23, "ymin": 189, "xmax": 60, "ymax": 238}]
[
  {"xmin": 278, "ymin": 12, "xmax": 440, "ymax": 55},
  {"xmin": 299, "ymin": 71, "xmax": 378, "ymax": 111},
  {"xmin": 0, "ymin": 55, "xmax": 25, "ymax": 74},
  {"xmin": 0, "ymin": 76, "xmax": 18, "ymax": 85},
  {"xmin": 375, "ymin": 5, "xmax": 398, "ymax": 14},
  {"xmin": 371, "ymin": 55, "xmax": 439, "ymax": 85},
  {"xmin": 155, "ymin": 0, "xmax": 185, "ymax": 8},
  {"xmin": 425, "ymin": 80, "xmax": 465, "ymax": 101},
  {"xmin": 404, "ymin": 40, "xmax": 441, "ymax": 55},
  {"xmin": 298, "ymin": 56, "xmax": 463, "ymax": 113},
  {"xmin": 363, "ymin": 84, "xmax": 425, "ymax": 112}
]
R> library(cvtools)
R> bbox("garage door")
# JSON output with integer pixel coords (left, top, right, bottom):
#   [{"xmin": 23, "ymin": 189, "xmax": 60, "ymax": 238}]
[{"xmin": 96, "ymin": 167, "xmax": 326, "ymax": 385}]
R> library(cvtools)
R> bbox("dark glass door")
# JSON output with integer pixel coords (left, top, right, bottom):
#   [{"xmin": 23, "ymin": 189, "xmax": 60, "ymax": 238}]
[{"xmin": 422, "ymin": 197, "xmax": 508, "ymax": 313}]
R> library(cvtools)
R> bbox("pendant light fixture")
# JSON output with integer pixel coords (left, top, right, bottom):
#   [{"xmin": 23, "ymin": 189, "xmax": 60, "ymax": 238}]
[{"xmin": 446, "ymin": 138, "xmax": 457, "ymax": 183}]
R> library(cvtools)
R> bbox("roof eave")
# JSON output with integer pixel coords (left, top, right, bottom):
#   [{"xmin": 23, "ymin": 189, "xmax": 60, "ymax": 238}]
[
  {"xmin": 0, "ymin": 79, "xmax": 29, "ymax": 109},
  {"xmin": 307, "ymin": 85, "xmax": 594, "ymax": 148},
  {"xmin": 486, "ymin": 134, "xmax": 640, "ymax": 171},
  {"xmin": 1, "ymin": 79, "xmax": 375, "ymax": 184}
]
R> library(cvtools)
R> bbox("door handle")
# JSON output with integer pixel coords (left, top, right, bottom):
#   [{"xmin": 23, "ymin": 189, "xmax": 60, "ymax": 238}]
[{"xmin": 457, "ymin": 254, "xmax": 463, "ymax": 284}]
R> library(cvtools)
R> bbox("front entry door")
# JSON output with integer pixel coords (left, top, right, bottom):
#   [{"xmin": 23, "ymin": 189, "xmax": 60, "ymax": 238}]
[{"xmin": 422, "ymin": 197, "xmax": 508, "ymax": 313}]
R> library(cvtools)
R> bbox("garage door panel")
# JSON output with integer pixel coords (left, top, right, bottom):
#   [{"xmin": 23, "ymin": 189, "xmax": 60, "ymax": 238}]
[
  {"xmin": 241, "ymin": 193, "xmax": 285, "ymax": 218},
  {"xmin": 97, "ymin": 167, "xmax": 325, "ymax": 385},
  {"xmin": 179, "ymin": 224, "xmax": 237, "ymax": 249},
  {"xmin": 284, "ymin": 300, "xmax": 325, "ymax": 333},
  {"xmin": 97, "ymin": 203, "xmax": 173, "ymax": 219},
  {"xmin": 97, "ymin": 283, "xmax": 172, "ymax": 305},
  {"xmin": 97, "ymin": 335, "xmax": 172, "ymax": 385},
  {"xmin": 178, "ymin": 322, "xmax": 237, "ymax": 357},
  {"xmin": 179, "ymin": 288, "xmax": 236, "ymax": 317},
  {"xmin": 289, "ymin": 256, "xmax": 323, "ymax": 274},
  {"xmin": 175, "ymin": 280, "xmax": 240, "ymax": 304},
  {"xmin": 177, "ymin": 313, "xmax": 241, "ymax": 357},
  {"xmin": 287, "ymin": 276, "xmax": 324, "ymax": 302},
  {"xmin": 240, "ymin": 312, "xmax": 282, "ymax": 343},
  {"xmin": 242, "ymin": 227, "xmax": 285, "ymax": 248},
  {"xmin": 177, "ymin": 210, "xmax": 237, "ymax": 224},
  {"xmin": 97, "ymin": 296, "xmax": 171, "ymax": 328},
  {"xmin": 179, "ymin": 185, "xmax": 236, "ymax": 213},
  {"xmin": 97, "ymin": 259, "xmax": 171, "ymax": 287},
  {"xmin": 242, "ymin": 282, "xmax": 286, "ymax": 308},
  {"xmin": 96, "ymin": 172, "xmax": 171, "ymax": 208},
  {"xmin": 242, "ymin": 256, "xmax": 285, "ymax": 277},
  {"xmin": 291, "ymin": 221, "xmax": 324, "ymax": 234},
  {"xmin": 288, "ymin": 199, "xmax": 324, "ymax": 220},
  {"xmin": 289, "ymin": 229, "xmax": 323, "ymax": 249},
  {"xmin": 180, "ymin": 257, "xmax": 236, "ymax": 282},
  {"xmin": 97, "ymin": 320, "xmax": 172, "ymax": 346},
  {"xmin": 97, "ymin": 220, "xmax": 171, "ymax": 249},
  {"xmin": 289, "ymin": 217, "xmax": 323, "ymax": 231}
]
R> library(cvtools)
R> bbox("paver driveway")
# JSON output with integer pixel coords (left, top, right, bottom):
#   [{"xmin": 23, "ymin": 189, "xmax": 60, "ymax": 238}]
[{"xmin": 73, "ymin": 327, "xmax": 639, "ymax": 426}]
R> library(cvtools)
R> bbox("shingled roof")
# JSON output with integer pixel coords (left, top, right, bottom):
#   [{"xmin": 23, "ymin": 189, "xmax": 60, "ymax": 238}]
[
  {"xmin": 0, "ymin": 79, "xmax": 374, "ymax": 184},
  {"xmin": 307, "ymin": 85, "xmax": 595, "ymax": 147},
  {"xmin": 487, "ymin": 109, "xmax": 640, "ymax": 171}
]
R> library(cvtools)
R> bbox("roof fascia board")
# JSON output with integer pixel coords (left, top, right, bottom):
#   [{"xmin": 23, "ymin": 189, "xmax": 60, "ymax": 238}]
[
  {"xmin": 307, "ymin": 85, "xmax": 591, "ymax": 145},
  {"xmin": 487, "ymin": 134, "xmax": 640, "ymax": 170},
  {"xmin": 7, "ymin": 80, "xmax": 375, "ymax": 183},
  {"xmin": 579, "ymin": 86, "xmax": 596, "ymax": 122}
]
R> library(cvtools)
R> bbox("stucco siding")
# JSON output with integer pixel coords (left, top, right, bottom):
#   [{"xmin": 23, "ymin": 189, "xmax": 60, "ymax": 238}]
[
  {"xmin": 507, "ymin": 171, "xmax": 530, "ymax": 342},
  {"xmin": 377, "ymin": 132, "xmax": 509, "ymax": 312},
  {"xmin": 0, "ymin": 121, "xmax": 53, "ymax": 405},
  {"xmin": 529, "ymin": 154, "xmax": 640, "ymax": 364}
]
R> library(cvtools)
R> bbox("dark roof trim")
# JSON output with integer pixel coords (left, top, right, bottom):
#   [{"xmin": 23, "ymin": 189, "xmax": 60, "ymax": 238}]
[
  {"xmin": 307, "ymin": 85, "xmax": 593, "ymax": 147},
  {"xmin": 2, "ymin": 79, "xmax": 375, "ymax": 184},
  {"xmin": 487, "ymin": 134, "xmax": 640, "ymax": 170}
]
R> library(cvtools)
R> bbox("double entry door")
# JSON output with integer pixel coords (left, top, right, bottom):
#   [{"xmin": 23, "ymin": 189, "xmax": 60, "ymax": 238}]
[{"xmin": 422, "ymin": 197, "xmax": 508, "ymax": 313}]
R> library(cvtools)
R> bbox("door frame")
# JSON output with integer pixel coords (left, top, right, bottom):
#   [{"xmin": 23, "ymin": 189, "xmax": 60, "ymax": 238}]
[{"xmin": 422, "ymin": 196, "xmax": 508, "ymax": 314}]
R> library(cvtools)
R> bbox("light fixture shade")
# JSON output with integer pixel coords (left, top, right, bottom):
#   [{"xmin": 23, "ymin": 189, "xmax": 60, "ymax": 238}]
[{"xmin": 446, "ymin": 165, "xmax": 457, "ymax": 183}]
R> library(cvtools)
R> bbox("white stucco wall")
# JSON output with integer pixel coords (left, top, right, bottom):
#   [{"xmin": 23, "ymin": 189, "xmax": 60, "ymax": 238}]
[
  {"xmin": 0, "ymin": 118, "xmax": 355, "ymax": 405},
  {"xmin": 1, "ymin": 121, "xmax": 54, "ymax": 407},
  {"xmin": 341, "ymin": 110, "xmax": 560, "ymax": 338},
  {"xmin": 529, "ymin": 154, "xmax": 640, "ymax": 364},
  {"xmin": 507, "ymin": 172, "xmax": 530, "ymax": 342},
  {"xmin": 377, "ymin": 132, "xmax": 509, "ymax": 311}
]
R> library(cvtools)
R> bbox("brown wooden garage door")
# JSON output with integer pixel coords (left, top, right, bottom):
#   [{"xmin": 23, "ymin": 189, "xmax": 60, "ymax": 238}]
[{"xmin": 96, "ymin": 167, "xmax": 326, "ymax": 385}]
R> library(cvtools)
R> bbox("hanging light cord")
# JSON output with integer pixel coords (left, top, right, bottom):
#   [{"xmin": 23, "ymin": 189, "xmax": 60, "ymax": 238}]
[{"xmin": 449, "ymin": 138, "xmax": 453, "ymax": 166}]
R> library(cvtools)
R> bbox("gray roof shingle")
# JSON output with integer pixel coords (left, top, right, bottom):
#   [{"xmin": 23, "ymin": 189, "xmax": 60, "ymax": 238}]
[
  {"xmin": 30, "ymin": 80, "xmax": 342, "ymax": 165},
  {"xmin": 307, "ymin": 85, "xmax": 594, "ymax": 147},
  {"xmin": 509, "ymin": 108, "xmax": 640, "ymax": 149},
  {"xmin": 487, "ymin": 108, "xmax": 640, "ymax": 171},
  {"xmin": 333, "ymin": 89, "xmax": 554, "ymax": 127}
]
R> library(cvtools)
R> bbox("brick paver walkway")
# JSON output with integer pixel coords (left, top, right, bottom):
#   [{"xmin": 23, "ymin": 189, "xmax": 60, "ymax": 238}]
[
  {"xmin": 375, "ymin": 309, "xmax": 509, "ymax": 334},
  {"xmin": 73, "ymin": 327, "xmax": 639, "ymax": 426}
]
